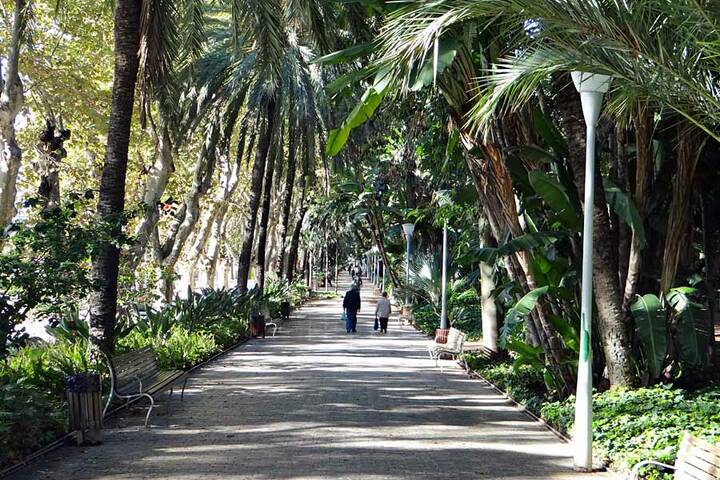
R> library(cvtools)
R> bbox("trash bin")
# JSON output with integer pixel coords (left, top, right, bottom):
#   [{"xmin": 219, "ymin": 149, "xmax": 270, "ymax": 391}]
[
  {"xmin": 434, "ymin": 328, "xmax": 450, "ymax": 344},
  {"xmin": 66, "ymin": 372, "xmax": 103, "ymax": 445},
  {"xmin": 250, "ymin": 314, "xmax": 266, "ymax": 338},
  {"xmin": 280, "ymin": 301, "xmax": 291, "ymax": 320}
]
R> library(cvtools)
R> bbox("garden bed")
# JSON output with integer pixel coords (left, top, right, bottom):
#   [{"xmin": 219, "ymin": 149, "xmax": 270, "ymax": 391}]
[{"xmin": 464, "ymin": 352, "xmax": 720, "ymax": 479}]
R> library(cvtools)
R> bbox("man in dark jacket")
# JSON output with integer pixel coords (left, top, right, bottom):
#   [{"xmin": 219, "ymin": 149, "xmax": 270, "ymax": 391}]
[{"xmin": 343, "ymin": 283, "xmax": 361, "ymax": 333}]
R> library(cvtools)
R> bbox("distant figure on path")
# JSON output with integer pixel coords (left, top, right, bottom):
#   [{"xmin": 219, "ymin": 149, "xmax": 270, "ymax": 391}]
[
  {"xmin": 343, "ymin": 283, "xmax": 361, "ymax": 333},
  {"xmin": 375, "ymin": 292, "xmax": 391, "ymax": 334}
]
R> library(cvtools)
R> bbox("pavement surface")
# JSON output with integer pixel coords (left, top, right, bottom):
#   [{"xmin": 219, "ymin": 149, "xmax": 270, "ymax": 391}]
[{"xmin": 8, "ymin": 274, "xmax": 614, "ymax": 480}]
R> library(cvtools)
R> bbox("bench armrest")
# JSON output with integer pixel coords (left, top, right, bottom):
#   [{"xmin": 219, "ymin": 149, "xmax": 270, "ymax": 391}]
[{"xmin": 628, "ymin": 460, "xmax": 675, "ymax": 480}]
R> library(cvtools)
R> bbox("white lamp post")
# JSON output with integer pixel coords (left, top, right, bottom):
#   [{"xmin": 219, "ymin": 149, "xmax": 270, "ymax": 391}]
[
  {"xmin": 571, "ymin": 70, "xmax": 612, "ymax": 472},
  {"xmin": 440, "ymin": 222, "xmax": 449, "ymax": 330},
  {"xmin": 402, "ymin": 223, "xmax": 415, "ymax": 305}
]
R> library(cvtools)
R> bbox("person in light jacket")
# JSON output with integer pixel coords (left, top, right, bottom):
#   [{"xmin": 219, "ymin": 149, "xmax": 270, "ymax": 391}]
[{"xmin": 375, "ymin": 292, "xmax": 392, "ymax": 334}]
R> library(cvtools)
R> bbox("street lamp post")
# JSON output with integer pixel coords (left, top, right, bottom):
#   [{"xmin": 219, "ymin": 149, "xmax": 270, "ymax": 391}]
[
  {"xmin": 440, "ymin": 222, "xmax": 449, "ymax": 330},
  {"xmin": 402, "ymin": 223, "xmax": 415, "ymax": 305},
  {"xmin": 376, "ymin": 255, "xmax": 381, "ymax": 288},
  {"xmin": 571, "ymin": 71, "xmax": 612, "ymax": 472}
]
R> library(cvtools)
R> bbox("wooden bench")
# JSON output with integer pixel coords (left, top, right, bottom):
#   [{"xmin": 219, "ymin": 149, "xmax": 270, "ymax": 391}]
[
  {"xmin": 103, "ymin": 347, "xmax": 187, "ymax": 427},
  {"xmin": 630, "ymin": 433, "xmax": 720, "ymax": 479},
  {"xmin": 428, "ymin": 327, "xmax": 468, "ymax": 372}
]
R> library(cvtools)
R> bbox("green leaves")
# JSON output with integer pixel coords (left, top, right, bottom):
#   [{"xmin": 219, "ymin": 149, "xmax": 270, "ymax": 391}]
[
  {"xmin": 408, "ymin": 37, "xmax": 459, "ymax": 91},
  {"xmin": 472, "ymin": 231, "xmax": 563, "ymax": 265},
  {"xmin": 528, "ymin": 171, "xmax": 581, "ymax": 230},
  {"xmin": 630, "ymin": 294, "xmax": 667, "ymax": 380},
  {"xmin": 500, "ymin": 286, "xmax": 548, "ymax": 346},
  {"xmin": 326, "ymin": 79, "xmax": 390, "ymax": 156},
  {"xmin": 603, "ymin": 178, "xmax": 646, "ymax": 248},
  {"xmin": 312, "ymin": 42, "xmax": 376, "ymax": 65},
  {"xmin": 667, "ymin": 288, "xmax": 711, "ymax": 368}
]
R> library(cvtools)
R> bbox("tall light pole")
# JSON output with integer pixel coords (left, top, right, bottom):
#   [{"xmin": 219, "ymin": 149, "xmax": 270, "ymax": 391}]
[
  {"xmin": 402, "ymin": 223, "xmax": 415, "ymax": 305},
  {"xmin": 440, "ymin": 222, "xmax": 449, "ymax": 330},
  {"xmin": 571, "ymin": 71, "xmax": 612, "ymax": 472}
]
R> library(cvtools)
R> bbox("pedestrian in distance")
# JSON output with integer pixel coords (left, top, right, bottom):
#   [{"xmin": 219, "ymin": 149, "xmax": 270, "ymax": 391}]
[
  {"xmin": 375, "ymin": 291, "xmax": 391, "ymax": 334},
  {"xmin": 343, "ymin": 282, "xmax": 361, "ymax": 333}
]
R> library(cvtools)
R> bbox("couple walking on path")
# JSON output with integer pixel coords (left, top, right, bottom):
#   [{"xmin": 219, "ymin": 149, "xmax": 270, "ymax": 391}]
[{"xmin": 342, "ymin": 283, "xmax": 391, "ymax": 334}]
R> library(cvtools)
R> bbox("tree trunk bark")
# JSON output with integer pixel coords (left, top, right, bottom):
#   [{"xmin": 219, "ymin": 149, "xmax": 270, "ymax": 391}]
[
  {"xmin": 623, "ymin": 106, "xmax": 653, "ymax": 311},
  {"xmin": 558, "ymin": 83, "xmax": 637, "ymax": 388},
  {"xmin": 255, "ymin": 135, "xmax": 278, "ymax": 293},
  {"xmin": 237, "ymin": 98, "xmax": 276, "ymax": 291},
  {"xmin": 274, "ymin": 129, "xmax": 298, "ymax": 277},
  {"xmin": 126, "ymin": 125, "xmax": 174, "ymax": 269},
  {"xmin": 285, "ymin": 182, "xmax": 307, "ymax": 283},
  {"xmin": 0, "ymin": 0, "xmax": 27, "ymax": 228},
  {"xmin": 480, "ymin": 220, "xmax": 498, "ymax": 353},
  {"xmin": 89, "ymin": 0, "xmax": 143, "ymax": 353},
  {"xmin": 403, "ymin": 110, "xmax": 422, "ymax": 209},
  {"xmin": 157, "ymin": 124, "xmax": 219, "ymax": 286},
  {"xmin": 660, "ymin": 132, "xmax": 705, "ymax": 294}
]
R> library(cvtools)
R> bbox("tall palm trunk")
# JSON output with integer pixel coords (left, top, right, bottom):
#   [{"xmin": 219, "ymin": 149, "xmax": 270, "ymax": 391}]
[
  {"xmin": 0, "ymin": 0, "xmax": 26, "ymax": 228},
  {"xmin": 237, "ymin": 98, "xmax": 276, "ymax": 291},
  {"xmin": 403, "ymin": 110, "xmax": 422, "ymax": 209},
  {"xmin": 660, "ymin": 131, "xmax": 705, "ymax": 294},
  {"xmin": 88, "ymin": 0, "xmax": 143, "ymax": 352},
  {"xmin": 479, "ymin": 219, "xmax": 498, "ymax": 353},
  {"xmin": 255, "ymin": 137, "xmax": 278, "ymax": 292},
  {"xmin": 623, "ymin": 106, "xmax": 653, "ymax": 311},
  {"xmin": 286, "ymin": 174, "xmax": 307, "ymax": 282},
  {"xmin": 274, "ymin": 130, "xmax": 298, "ymax": 277},
  {"xmin": 557, "ymin": 83, "xmax": 637, "ymax": 388}
]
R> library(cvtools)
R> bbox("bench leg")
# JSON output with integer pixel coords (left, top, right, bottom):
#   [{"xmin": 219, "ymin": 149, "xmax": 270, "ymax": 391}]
[
  {"xmin": 167, "ymin": 387, "xmax": 173, "ymax": 415},
  {"xmin": 180, "ymin": 376, "xmax": 188, "ymax": 401},
  {"xmin": 142, "ymin": 393, "xmax": 155, "ymax": 428}
]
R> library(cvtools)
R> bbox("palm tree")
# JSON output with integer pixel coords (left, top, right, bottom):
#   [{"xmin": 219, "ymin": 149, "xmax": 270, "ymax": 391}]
[
  {"xmin": 87, "ymin": 0, "xmax": 144, "ymax": 352},
  {"xmin": 88, "ymin": 0, "xmax": 206, "ymax": 352}
]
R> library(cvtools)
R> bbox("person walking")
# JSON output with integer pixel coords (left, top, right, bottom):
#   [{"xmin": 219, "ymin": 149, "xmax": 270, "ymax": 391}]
[
  {"xmin": 375, "ymin": 292, "xmax": 391, "ymax": 334},
  {"xmin": 343, "ymin": 283, "xmax": 361, "ymax": 333}
]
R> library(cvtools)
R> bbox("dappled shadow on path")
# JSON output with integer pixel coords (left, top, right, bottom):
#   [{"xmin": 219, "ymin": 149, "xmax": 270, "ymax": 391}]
[{"xmin": 9, "ymin": 276, "xmax": 610, "ymax": 480}]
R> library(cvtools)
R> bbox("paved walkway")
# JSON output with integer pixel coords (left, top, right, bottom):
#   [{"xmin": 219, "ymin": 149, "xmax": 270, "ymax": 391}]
[{"xmin": 9, "ymin": 276, "xmax": 613, "ymax": 480}]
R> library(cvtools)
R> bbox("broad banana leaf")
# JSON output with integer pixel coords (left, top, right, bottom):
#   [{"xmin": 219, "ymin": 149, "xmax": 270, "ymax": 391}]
[
  {"xmin": 667, "ymin": 289, "xmax": 710, "ymax": 368},
  {"xmin": 631, "ymin": 294, "xmax": 667, "ymax": 379},
  {"xmin": 528, "ymin": 171, "xmax": 581, "ymax": 230},
  {"xmin": 603, "ymin": 178, "xmax": 646, "ymax": 248},
  {"xmin": 500, "ymin": 286, "xmax": 549, "ymax": 347}
]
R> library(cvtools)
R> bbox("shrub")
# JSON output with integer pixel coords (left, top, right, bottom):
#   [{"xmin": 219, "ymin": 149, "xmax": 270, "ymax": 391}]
[
  {"xmin": 412, "ymin": 303, "xmax": 438, "ymax": 336},
  {"xmin": 0, "ymin": 381, "xmax": 66, "ymax": 469},
  {"xmin": 155, "ymin": 326, "xmax": 217, "ymax": 370},
  {"xmin": 118, "ymin": 325, "xmax": 218, "ymax": 370},
  {"xmin": 540, "ymin": 387, "xmax": 720, "ymax": 478}
]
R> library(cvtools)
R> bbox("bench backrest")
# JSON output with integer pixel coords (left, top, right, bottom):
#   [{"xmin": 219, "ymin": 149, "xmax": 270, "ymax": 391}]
[
  {"xmin": 675, "ymin": 433, "xmax": 720, "ymax": 479},
  {"xmin": 110, "ymin": 347, "xmax": 160, "ymax": 395},
  {"xmin": 446, "ymin": 328, "xmax": 466, "ymax": 352}
]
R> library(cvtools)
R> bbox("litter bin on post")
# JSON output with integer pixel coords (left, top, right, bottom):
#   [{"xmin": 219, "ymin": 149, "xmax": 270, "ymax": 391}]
[
  {"xmin": 66, "ymin": 372, "xmax": 103, "ymax": 445},
  {"xmin": 249, "ymin": 314, "xmax": 266, "ymax": 338}
]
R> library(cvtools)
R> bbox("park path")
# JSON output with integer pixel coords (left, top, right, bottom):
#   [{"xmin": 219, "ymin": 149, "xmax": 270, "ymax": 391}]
[{"xmin": 9, "ymin": 274, "xmax": 613, "ymax": 480}]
